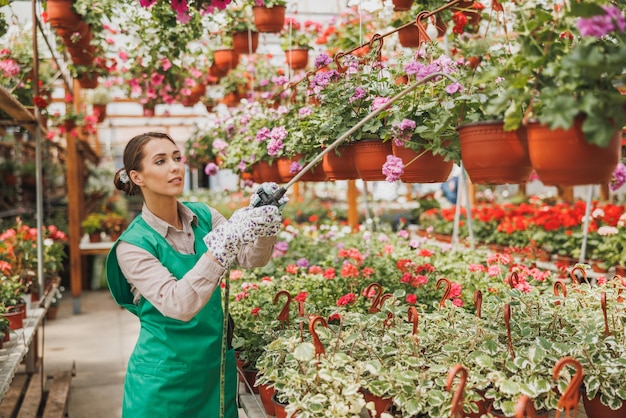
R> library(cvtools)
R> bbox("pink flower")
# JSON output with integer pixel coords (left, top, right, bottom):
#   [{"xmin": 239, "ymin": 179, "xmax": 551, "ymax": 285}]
[
  {"xmin": 161, "ymin": 58, "xmax": 172, "ymax": 71},
  {"xmin": 406, "ymin": 294, "xmax": 417, "ymax": 304},
  {"xmin": 251, "ymin": 307, "xmax": 260, "ymax": 316},
  {"xmin": 382, "ymin": 154, "xmax": 404, "ymax": 182},
  {"xmin": 204, "ymin": 162, "xmax": 218, "ymax": 176}
]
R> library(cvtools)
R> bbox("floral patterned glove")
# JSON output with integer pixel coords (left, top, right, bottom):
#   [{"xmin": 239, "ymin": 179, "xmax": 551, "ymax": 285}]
[
  {"xmin": 249, "ymin": 182, "xmax": 289, "ymax": 210},
  {"xmin": 203, "ymin": 206, "xmax": 282, "ymax": 267}
]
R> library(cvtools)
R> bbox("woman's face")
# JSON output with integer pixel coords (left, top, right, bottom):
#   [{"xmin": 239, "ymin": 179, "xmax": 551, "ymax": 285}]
[{"xmin": 130, "ymin": 137, "xmax": 185, "ymax": 197}]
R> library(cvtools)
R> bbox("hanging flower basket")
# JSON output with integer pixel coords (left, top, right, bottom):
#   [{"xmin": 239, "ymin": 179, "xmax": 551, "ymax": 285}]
[
  {"xmin": 526, "ymin": 117, "xmax": 622, "ymax": 186},
  {"xmin": 46, "ymin": 0, "xmax": 82, "ymax": 37},
  {"xmin": 285, "ymin": 48, "xmax": 309, "ymax": 70},
  {"xmin": 93, "ymin": 104, "xmax": 107, "ymax": 123},
  {"xmin": 392, "ymin": 0, "xmax": 415, "ymax": 11},
  {"xmin": 77, "ymin": 73, "xmax": 98, "ymax": 89},
  {"xmin": 353, "ymin": 138, "xmax": 393, "ymax": 181},
  {"xmin": 322, "ymin": 145, "xmax": 359, "ymax": 180},
  {"xmin": 221, "ymin": 92, "xmax": 242, "ymax": 107},
  {"xmin": 277, "ymin": 155, "xmax": 326, "ymax": 182},
  {"xmin": 392, "ymin": 143, "xmax": 453, "ymax": 183},
  {"xmin": 213, "ymin": 49, "xmax": 239, "ymax": 75},
  {"xmin": 232, "ymin": 31, "xmax": 259, "ymax": 54},
  {"xmin": 459, "ymin": 120, "xmax": 533, "ymax": 185},
  {"xmin": 251, "ymin": 161, "xmax": 283, "ymax": 184},
  {"xmin": 252, "ymin": 6, "xmax": 286, "ymax": 33}
]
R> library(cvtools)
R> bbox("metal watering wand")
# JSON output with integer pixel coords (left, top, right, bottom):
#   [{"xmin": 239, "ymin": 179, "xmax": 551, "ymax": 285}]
[{"xmin": 219, "ymin": 70, "xmax": 459, "ymax": 417}]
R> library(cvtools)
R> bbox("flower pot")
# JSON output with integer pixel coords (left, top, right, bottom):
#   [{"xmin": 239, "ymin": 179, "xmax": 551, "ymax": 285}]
[
  {"xmin": 583, "ymin": 393, "xmax": 626, "ymax": 418},
  {"xmin": 272, "ymin": 393, "xmax": 291, "ymax": 418},
  {"xmin": 251, "ymin": 161, "xmax": 283, "ymax": 184},
  {"xmin": 77, "ymin": 72, "xmax": 98, "ymax": 89},
  {"xmin": 221, "ymin": 92, "xmax": 242, "ymax": 107},
  {"xmin": 143, "ymin": 104, "xmax": 155, "ymax": 117},
  {"xmin": 258, "ymin": 383, "xmax": 276, "ymax": 416},
  {"xmin": 392, "ymin": 0, "xmax": 414, "ymax": 11},
  {"xmin": 4, "ymin": 310, "xmax": 23, "ymax": 330},
  {"xmin": 46, "ymin": 305, "xmax": 59, "ymax": 320},
  {"xmin": 526, "ymin": 117, "xmax": 622, "ymax": 186},
  {"xmin": 232, "ymin": 31, "xmax": 259, "ymax": 54},
  {"xmin": 285, "ymin": 48, "xmax": 309, "ymax": 70},
  {"xmin": 213, "ymin": 49, "xmax": 239, "ymax": 75},
  {"xmin": 352, "ymin": 139, "xmax": 393, "ymax": 181},
  {"xmin": 242, "ymin": 367, "xmax": 259, "ymax": 394},
  {"xmin": 277, "ymin": 155, "xmax": 326, "ymax": 182},
  {"xmin": 615, "ymin": 265, "xmax": 626, "ymax": 277},
  {"xmin": 253, "ymin": 6, "xmax": 286, "ymax": 33},
  {"xmin": 89, "ymin": 232, "xmax": 102, "ymax": 243},
  {"xmin": 459, "ymin": 120, "xmax": 533, "ymax": 185},
  {"xmin": 391, "ymin": 143, "xmax": 453, "ymax": 183},
  {"xmin": 46, "ymin": 0, "xmax": 82, "ymax": 36},
  {"xmin": 322, "ymin": 145, "xmax": 359, "ymax": 180},
  {"xmin": 93, "ymin": 104, "xmax": 107, "ymax": 123},
  {"xmin": 362, "ymin": 389, "xmax": 393, "ymax": 417}
]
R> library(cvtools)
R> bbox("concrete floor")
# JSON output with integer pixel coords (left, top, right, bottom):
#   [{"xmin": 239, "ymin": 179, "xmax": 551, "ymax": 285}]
[{"xmin": 41, "ymin": 289, "xmax": 249, "ymax": 418}]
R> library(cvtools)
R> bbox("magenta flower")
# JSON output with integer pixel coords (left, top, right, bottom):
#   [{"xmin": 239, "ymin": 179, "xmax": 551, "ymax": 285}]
[
  {"xmin": 349, "ymin": 87, "xmax": 367, "ymax": 103},
  {"xmin": 204, "ymin": 162, "xmax": 219, "ymax": 176},
  {"xmin": 371, "ymin": 97, "xmax": 391, "ymax": 112},
  {"xmin": 445, "ymin": 82, "xmax": 463, "ymax": 94},
  {"xmin": 255, "ymin": 127, "xmax": 270, "ymax": 142},
  {"xmin": 610, "ymin": 162, "xmax": 626, "ymax": 191},
  {"xmin": 289, "ymin": 160, "xmax": 302, "ymax": 174},
  {"xmin": 382, "ymin": 154, "xmax": 404, "ymax": 182},
  {"xmin": 577, "ymin": 5, "xmax": 625, "ymax": 37},
  {"xmin": 266, "ymin": 138, "xmax": 284, "ymax": 156}
]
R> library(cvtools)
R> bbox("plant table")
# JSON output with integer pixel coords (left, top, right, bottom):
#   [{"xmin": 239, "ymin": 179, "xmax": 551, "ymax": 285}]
[{"xmin": 0, "ymin": 281, "xmax": 59, "ymax": 400}]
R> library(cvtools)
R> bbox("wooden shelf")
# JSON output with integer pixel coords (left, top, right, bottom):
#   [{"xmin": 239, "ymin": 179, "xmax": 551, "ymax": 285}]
[{"xmin": 0, "ymin": 86, "xmax": 47, "ymax": 138}]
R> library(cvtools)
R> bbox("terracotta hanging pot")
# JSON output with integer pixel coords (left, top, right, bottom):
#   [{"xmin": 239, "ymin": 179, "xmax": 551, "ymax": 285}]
[
  {"xmin": 213, "ymin": 49, "xmax": 239, "ymax": 75},
  {"xmin": 322, "ymin": 144, "xmax": 359, "ymax": 180},
  {"xmin": 77, "ymin": 72, "xmax": 98, "ymax": 89},
  {"xmin": 253, "ymin": 5, "xmax": 286, "ymax": 33},
  {"xmin": 392, "ymin": 0, "xmax": 415, "ymax": 11},
  {"xmin": 352, "ymin": 138, "xmax": 393, "ymax": 181},
  {"xmin": 392, "ymin": 143, "xmax": 453, "ymax": 183},
  {"xmin": 582, "ymin": 393, "xmax": 626, "ymax": 418},
  {"xmin": 525, "ymin": 117, "xmax": 621, "ymax": 186},
  {"xmin": 232, "ymin": 31, "xmax": 259, "ymax": 54},
  {"xmin": 143, "ymin": 104, "xmax": 155, "ymax": 117},
  {"xmin": 46, "ymin": 0, "xmax": 82, "ymax": 36},
  {"xmin": 258, "ymin": 383, "xmax": 276, "ymax": 416},
  {"xmin": 92, "ymin": 104, "xmax": 107, "ymax": 123},
  {"xmin": 285, "ymin": 48, "xmax": 309, "ymax": 70},
  {"xmin": 251, "ymin": 161, "xmax": 283, "ymax": 184},
  {"xmin": 277, "ymin": 154, "xmax": 326, "ymax": 182},
  {"xmin": 221, "ymin": 92, "xmax": 242, "ymax": 107},
  {"xmin": 453, "ymin": 0, "xmax": 482, "ymax": 27},
  {"xmin": 459, "ymin": 120, "xmax": 533, "ymax": 185}
]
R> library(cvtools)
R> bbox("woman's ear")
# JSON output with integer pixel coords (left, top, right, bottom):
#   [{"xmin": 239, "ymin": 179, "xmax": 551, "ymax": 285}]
[{"xmin": 129, "ymin": 170, "xmax": 143, "ymax": 186}]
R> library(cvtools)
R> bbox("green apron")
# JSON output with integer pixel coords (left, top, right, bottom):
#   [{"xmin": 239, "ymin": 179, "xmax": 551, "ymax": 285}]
[{"xmin": 105, "ymin": 202, "xmax": 237, "ymax": 418}]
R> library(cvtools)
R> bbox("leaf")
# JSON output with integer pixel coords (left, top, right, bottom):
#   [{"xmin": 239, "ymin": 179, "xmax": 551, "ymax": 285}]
[
  {"xmin": 499, "ymin": 379, "xmax": 521, "ymax": 395},
  {"xmin": 293, "ymin": 342, "xmax": 315, "ymax": 361}
]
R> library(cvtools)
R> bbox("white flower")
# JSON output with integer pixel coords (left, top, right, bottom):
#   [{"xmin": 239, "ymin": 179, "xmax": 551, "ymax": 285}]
[
  {"xmin": 592, "ymin": 208, "xmax": 605, "ymax": 218},
  {"xmin": 598, "ymin": 226, "xmax": 619, "ymax": 236}
]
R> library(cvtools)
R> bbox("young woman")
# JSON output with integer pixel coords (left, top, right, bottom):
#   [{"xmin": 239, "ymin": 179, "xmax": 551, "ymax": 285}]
[{"xmin": 106, "ymin": 132, "xmax": 285, "ymax": 417}]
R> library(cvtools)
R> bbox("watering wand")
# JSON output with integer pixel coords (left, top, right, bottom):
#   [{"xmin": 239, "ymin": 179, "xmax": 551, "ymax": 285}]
[
  {"xmin": 220, "ymin": 71, "xmax": 459, "ymax": 418},
  {"xmin": 251, "ymin": 71, "xmax": 460, "ymax": 208}
]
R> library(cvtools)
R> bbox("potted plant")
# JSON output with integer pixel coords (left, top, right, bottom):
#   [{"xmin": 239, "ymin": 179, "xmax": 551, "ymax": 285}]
[
  {"xmin": 87, "ymin": 86, "xmax": 111, "ymax": 123},
  {"xmin": 103, "ymin": 212, "xmax": 128, "ymax": 241},
  {"xmin": 248, "ymin": 0, "xmax": 287, "ymax": 33},
  {"xmin": 279, "ymin": 17, "xmax": 323, "ymax": 70},
  {"xmin": 225, "ymin": 4, "xmax": 258, "ymax": 54},
  {"xmin": 81, "ymin": 212, "xmax": 107, "ymax": 242},
  {"xmin": 489, "ymin": 1, "xmax": 626, "ymax": 186}
]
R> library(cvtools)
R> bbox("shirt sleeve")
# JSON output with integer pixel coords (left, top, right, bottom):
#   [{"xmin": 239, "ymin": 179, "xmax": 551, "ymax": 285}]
[
  {"xmin": 209, "ymin": 207, "xmax": 277, "ymax": 268},
  {"xmin": 116, "ymin": 241, "xmax": 225, "ymax": 322}
]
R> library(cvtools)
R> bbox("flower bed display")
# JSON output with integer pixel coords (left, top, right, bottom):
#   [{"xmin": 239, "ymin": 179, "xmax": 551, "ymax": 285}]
[{"xmin": 227, "ymin": 221, "xmax": 626, "ymax": 417}]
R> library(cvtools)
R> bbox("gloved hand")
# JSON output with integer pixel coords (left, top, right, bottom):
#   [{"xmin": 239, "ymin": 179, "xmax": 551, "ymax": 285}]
[
  {"xmin": 203, "ymin": 205, "xmax": 282, "ymax": 267},
  {"xmin": 249, "ymin": 182, "xmax": 289, "ymax": 210}
]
